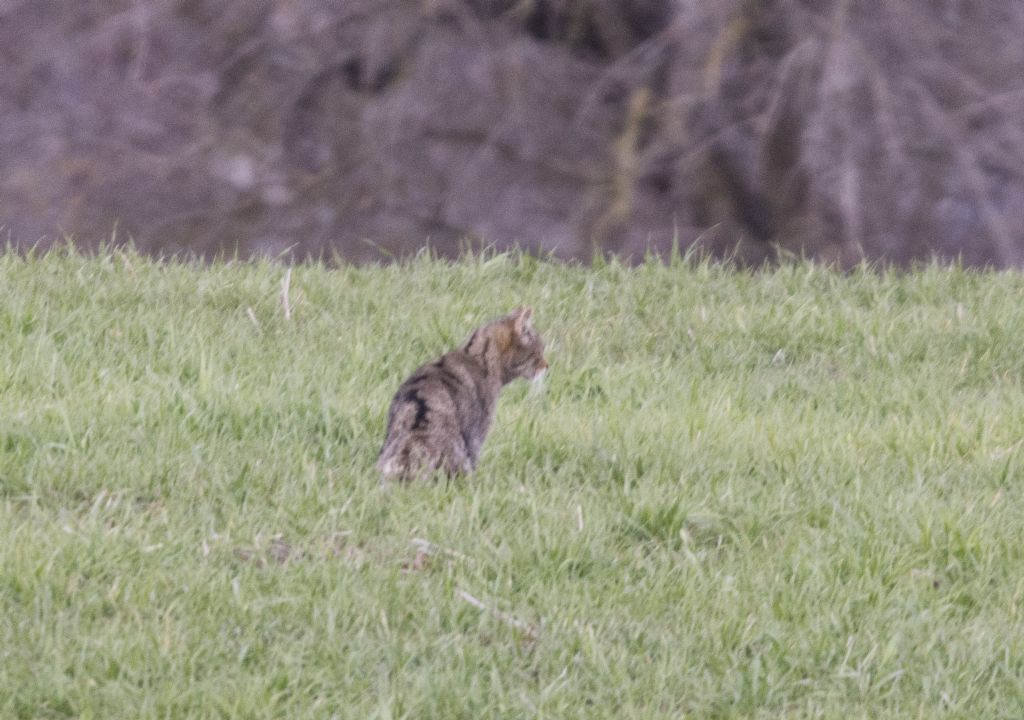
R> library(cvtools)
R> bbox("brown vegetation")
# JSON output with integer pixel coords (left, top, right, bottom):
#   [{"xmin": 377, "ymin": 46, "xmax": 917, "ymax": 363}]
[{"xmin": 2, "ymin": 1, "xmax": 1022, "ymax": 265}]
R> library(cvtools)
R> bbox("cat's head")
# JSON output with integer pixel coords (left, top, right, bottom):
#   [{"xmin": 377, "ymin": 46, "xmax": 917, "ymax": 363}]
[
  {"xmin": 463, "ymin": 306, "xmax": 549, "ymax": 383},
  {"xmin": 499, "ymin": 306, "xmax": 548, "ymax": 384}
]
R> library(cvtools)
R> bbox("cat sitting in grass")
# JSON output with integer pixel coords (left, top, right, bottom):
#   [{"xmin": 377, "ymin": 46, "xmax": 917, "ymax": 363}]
[{"xmin": 378, "ymin": 307, "xmax": 548, "ymax": 482}]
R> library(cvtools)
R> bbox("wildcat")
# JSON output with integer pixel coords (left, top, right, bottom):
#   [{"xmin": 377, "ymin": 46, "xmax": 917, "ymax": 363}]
[{"xmin": 377, "ymin": 307, "xmax": 548, "ymax": 482}]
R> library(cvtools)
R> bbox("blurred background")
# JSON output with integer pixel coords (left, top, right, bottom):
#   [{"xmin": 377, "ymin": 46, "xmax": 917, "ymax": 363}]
[{"xmin": 2, "ymin": 0, "xmax": 1022, "ymax": 266}]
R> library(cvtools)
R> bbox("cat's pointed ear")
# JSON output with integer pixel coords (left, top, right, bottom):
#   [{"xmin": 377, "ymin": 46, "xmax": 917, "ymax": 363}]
[{"xmin": 513, "ymin": 306, "xmax": 533, "ymax": 334}]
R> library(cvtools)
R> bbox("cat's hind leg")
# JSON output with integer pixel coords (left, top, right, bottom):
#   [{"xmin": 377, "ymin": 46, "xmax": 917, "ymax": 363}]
[{"xmin": 441, "ymin": 437, "xmax": 474, "ymax": 476}]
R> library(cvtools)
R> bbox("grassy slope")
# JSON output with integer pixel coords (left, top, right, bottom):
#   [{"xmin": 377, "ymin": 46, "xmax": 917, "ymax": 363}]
[{"xmin": 2, "ymin": 250, "xmax": 1023, "ymax": 718}]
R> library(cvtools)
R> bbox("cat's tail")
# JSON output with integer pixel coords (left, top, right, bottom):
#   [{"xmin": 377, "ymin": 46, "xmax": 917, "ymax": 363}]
[
  {"xmin": 377, "ymin": 442, "xmax": 408, "ymax": 482},
  {"xmin": 377, "ymin": 442, "xmax": 433, "ymax": 483},
  {"xmin": 378, "ymin": 442, "xmax": 463, "ymax": 483},
  {"xmin": 377, "ymin": 454, "xmax": 405, "ymax": 482}
]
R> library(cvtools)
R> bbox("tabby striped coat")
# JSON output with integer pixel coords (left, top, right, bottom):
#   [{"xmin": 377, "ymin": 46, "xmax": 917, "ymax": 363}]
[{"xmin": 377, "ymin": 307, "xmax": 547, "ymax": 481}]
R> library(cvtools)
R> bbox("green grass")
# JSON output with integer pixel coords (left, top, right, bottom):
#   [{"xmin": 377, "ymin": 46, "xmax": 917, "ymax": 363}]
[{"xmin": 2, "ymin": 249, "xmax": 1024, "ymax": 718}]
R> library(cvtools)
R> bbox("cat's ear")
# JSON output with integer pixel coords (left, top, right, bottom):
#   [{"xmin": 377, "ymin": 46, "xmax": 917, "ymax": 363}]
[{"xmin": 512, "ymin": 306, "xmax": 533, "ymax": 334}]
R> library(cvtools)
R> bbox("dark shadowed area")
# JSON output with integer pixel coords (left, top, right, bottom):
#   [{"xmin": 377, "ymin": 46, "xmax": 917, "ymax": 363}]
[{"xmin": 2, "ymin": 0, "xmax": 1022, "ymax": 266}]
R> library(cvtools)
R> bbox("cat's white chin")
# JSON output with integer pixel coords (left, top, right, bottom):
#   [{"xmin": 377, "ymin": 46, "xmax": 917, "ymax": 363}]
[{"xmin": 530, "ymin": 368, "xmax": 547, "ymax": 394}]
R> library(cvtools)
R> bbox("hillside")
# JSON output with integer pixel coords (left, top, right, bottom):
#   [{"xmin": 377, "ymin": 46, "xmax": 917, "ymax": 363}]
[{"xmin": 2, "ymin": 251, "xmax": 1023, "ymax": 717}]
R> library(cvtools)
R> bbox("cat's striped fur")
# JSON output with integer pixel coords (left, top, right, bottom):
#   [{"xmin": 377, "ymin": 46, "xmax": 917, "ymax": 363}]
[{"xmin": 377, "ymin": 307, "xmax": 548, "ymax": 482}]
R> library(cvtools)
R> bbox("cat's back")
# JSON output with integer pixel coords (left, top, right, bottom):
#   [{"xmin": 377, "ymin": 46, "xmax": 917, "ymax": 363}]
[
  {"xmin": 377, "ymin": 349, "xmax": 492, "ymax": 480},
  {"xmin": 385, "ymin": 351, "xmax": 489, "ymax": 431}
]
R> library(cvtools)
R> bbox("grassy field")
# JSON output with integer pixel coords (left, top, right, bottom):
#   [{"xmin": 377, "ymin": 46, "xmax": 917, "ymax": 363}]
[{"xmin": 2, "ymin": 249, "xmax": 1023, "ymax": 718}]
